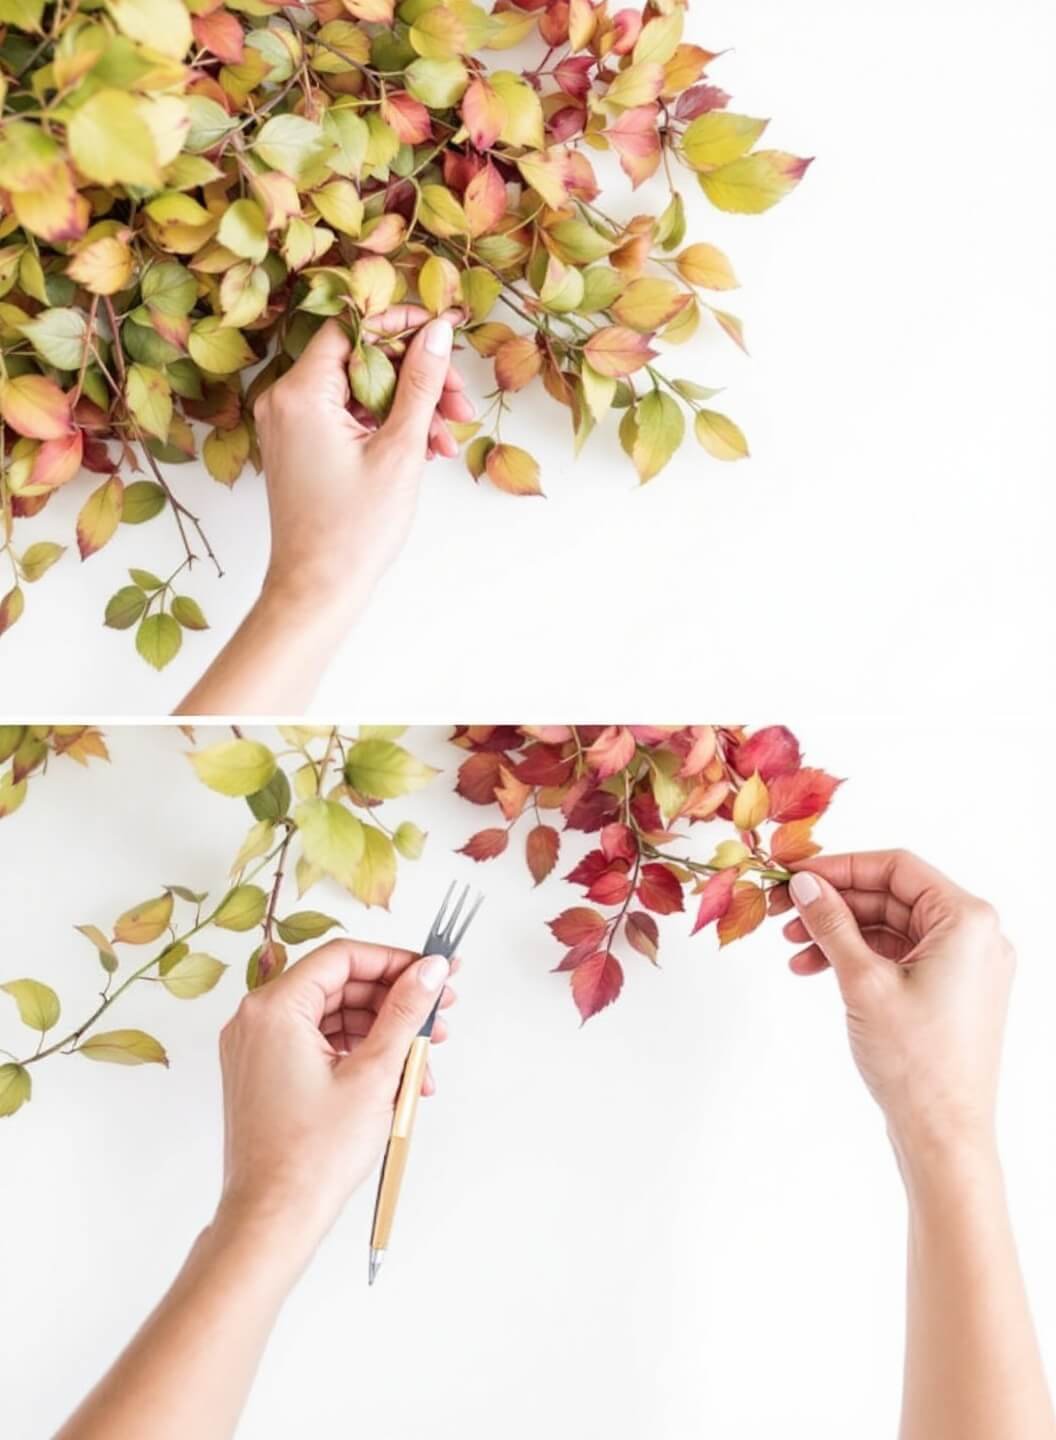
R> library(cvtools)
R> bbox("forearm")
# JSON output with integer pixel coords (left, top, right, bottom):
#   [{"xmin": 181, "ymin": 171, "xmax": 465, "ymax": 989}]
[
  {"xmin": 174, "ymin": 578, "xmax": 368, "ymax": 715},
  {"xmin": 56, "ymin": 1205, "xmax": 306, "ymax": 1440},
  {"xmin": 896, "ymin": 1132, "xmax": 1055, "ymax": 1440}
]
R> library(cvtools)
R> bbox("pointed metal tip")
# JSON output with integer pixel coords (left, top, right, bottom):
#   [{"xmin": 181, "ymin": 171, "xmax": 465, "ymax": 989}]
[{"xmin": 368, "ymin": 1249, "xmax": 385, "ymax": 1287}]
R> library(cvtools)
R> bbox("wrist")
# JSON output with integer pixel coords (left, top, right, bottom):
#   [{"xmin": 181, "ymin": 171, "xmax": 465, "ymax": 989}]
[
  {"xmin": 208, "ymin": 1187, "xmax": 329, "ymax": 1290},
  {"xmin": 889, "ymin": 1119, "xmax": 1002, "ymax": 1209},
  {"xmin": 260, "ymin": 560, "xmax": 377, "ymax": 630}
]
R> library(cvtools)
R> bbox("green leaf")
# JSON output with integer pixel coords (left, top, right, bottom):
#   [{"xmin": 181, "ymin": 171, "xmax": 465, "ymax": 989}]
[
  {"xmin": 126, "ymin": 363, "xmax": 172, "ymax": 442},
  {"xmin": 214, "ymin": 884, "xmax": 268, "ymax": 932},
  {"xmin": 129, "ymin": 568, "xmax": 163, "ymax": 590},
  {"xmin": 156, "ymin": 940, "xmax": 189, "ymax": 976},
  {"xmin": 185, "ymin": 96, "xmax": 237, "ymax": 153},
  {"xmin": 253, "ymin": 113, "xmax": 331, "ymax": 183},
  {"xmin": 681, "ymin": 112, "xmax": 768, "ymax": 171},
  {"xmin": 0, "ymin": 0, "xmax": 45, "ymax": 34},
  {"xmin": 275, "ymin": 911, "xmax": 343, "ymax": 944},
  {"xmin": 141, "ymin": 261, "xmax": 197, "ymax": 316},
  {"xmin": 171, "ymin": 595, "xmax": 209, "ymax": 631},
  {"xmin": 348, "ymin": 345, "xmax": 396, "ymax": 418},
  {"xmin": 343, "ymin": 739, "xmax": 438, "ymax": 800},
  {"xmin": 20, "ymin": 541, "xmax": 65, "ymax": 583},
  {"xmin": 393, "ymin": 820, "xmax": 427, "ymax": 860},
  {"xmin": 405, "ymin": 56, "xmax": 469, "ymax": 107},
  {"xmin": 0, "ymin": 1063, "xmax": 31, "ymax": 1118},
  {"xmin": 188, "ymin": 318, "xmax": 255, "ymax": 376},
  {"xmin": 247, "ymin": 768, "xmax": 291, "ymax": 822},
  {"xmin": 190, "ymin": 739, "xmax": 277, "ymax": 797},
  {"xmin": 294, "ymin": 797, "xmax": 365, "ymax": 889},
  {"xmin": 78, "ymin": 1028, "xmax": 169, "ymax": 1066},
  {"xmin": 136, "ymin": 612, "xmax": 182, "ymax": 670},
  {"xmin": 20, "ymin": 307, "xmax": 87, "ymax": 370},
  {"xmin": 1, "ymin": 977, "xmax": 60, "ymax": 1032},
  {"xmin": 631, "ymin": 390, "xmax": 685, "ymax": 483},
  {"xmin": 230, "ymin": 818, "xmax": 275, "ymax": 875},
  {"xmin": 104, "ymin": 584, "xmax": 145, "ymax": 631},
  {"xmin": 162, "ymin": 952, "xmax": 227, "ymax": 999},
  {"xmin": 67, "ymin": 89, "xmax": 160, "ymax": 188}
]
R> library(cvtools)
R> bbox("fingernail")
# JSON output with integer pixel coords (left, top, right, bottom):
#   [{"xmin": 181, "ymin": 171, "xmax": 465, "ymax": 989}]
[
  {"xmin": 418, "ymin": 954, "xmax": 450, "ymax": 991},
  {"xmin": 789, "ymin": 872, "xmax": 821, "ymax": 907},
  {"xmin": 424, "ymin": 319, "xmax": 453, "ymax": 357}
]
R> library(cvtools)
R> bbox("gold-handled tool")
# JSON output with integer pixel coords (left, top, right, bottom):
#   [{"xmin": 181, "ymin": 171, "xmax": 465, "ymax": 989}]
[{"xmin": 369, "ymin": 882, "xmax": 483, "ymax": 1286}]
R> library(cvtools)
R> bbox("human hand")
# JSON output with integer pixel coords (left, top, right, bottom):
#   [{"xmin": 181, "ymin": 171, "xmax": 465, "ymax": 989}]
[
  {"xmin": 214, "ymin": 938, "xmax": 457, "ymax": 1262},
  {"xmin": 778, "ymin": 851, "xmax": 1015, "ymax": 1168},
  {"xmin": 252, "ymin": 307, "xmax": 473, "ymax": 618}
]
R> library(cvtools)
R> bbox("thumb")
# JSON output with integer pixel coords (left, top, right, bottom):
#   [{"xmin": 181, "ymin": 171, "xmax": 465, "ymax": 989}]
[
  {"xmin": 788, "ymin": 871, "xmax": 877, "ymax": 993},
  {"xmin": 381, "ymin": 317, "xmax": 453, "ymax": 452},
  {"xmin": 360, "ymin": 953, "xmax": 450, "ymax": 1084}
]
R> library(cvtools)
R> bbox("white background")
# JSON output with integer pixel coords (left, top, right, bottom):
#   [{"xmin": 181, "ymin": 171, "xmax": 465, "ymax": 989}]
[
  {"xmin": 3, "ymin": 0, "xmax": 1055, "ymax": 716},
  {"xmin": 2, "ymin": 720, "xmax": 1056, "ymax": 1439}
]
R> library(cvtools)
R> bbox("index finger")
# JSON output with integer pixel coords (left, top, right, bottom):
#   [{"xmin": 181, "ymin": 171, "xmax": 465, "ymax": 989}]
[
  {"xmin": 257, "ymin": 938, "xmax": 418, "ymax": 1024},
  {"xmin": 363, "ymin": 304, "xmax": 464, "ymax": 339},
  {"xmin": 790, "ymin": 850, "xmax": 963, "ymax": 910}
]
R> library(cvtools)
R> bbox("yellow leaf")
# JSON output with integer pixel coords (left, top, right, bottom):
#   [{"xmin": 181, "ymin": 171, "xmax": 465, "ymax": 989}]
[
  {"xmin": 732, "ymin": 772, "xmax": 770, "ymax": 830},
  {"xmin": 351, "ymin": 824, "xmax": 397, "ymax": 909},
  {"xmin": 0, "ymin": 1063, "xmax": 31, "ymax": 1118},
  {"xmin": 76, "ymin": 475, "xmax": 123, "ymax": 560},
  {"xmin": 694, "ymin": 408, "xmax": 749, "ymax": 462},
  {"xmin": 230, "ymin": 819, "xmax": 275, "ymax": 875},
  {"xmin": 343, "ymin": 739, "xmax": 438, "ymax": 799},
  {"xmin": 699, "ymin": 151, "xmax": 812, "ymax": 215},
  {"xmin": 113, "ymin": 893, "xmax": 174, "ymax": 945},
  {"xmin": 189, "ymin": 738, "xmax": 277, "ymax": 797},
  {"xmin": 676, "ymin": 243, "xmax": 738, "ymax": 290},
  {"xmin": 203, "ymin": 422, "xmax": 251, "ymax": 487},
  {"xmin": 295, "ymin": 797, "xmax": 365, "ymax": 889},
  {"xmin": 161, "ymin": 952, "xmax": 227, "ymax": 999},
  {"xmin": 78, "ymin": 1028, "xmax": 169, "ymax": 1066},
  {"xmin": 126, "ymin": 363, "xmax": 172, "ymax": 442},
  {"xmin": 66, "ymin": 234, "xmax": 135, "ymax": 295},
  {"xmin": 1, "ymin": 977, "xmax": 60, "ymax": 1032},
  {"xmin": 311, "ymin": 180, "xmax": 364, "ymax": 237},
  {"xmin": 188, "ymin": 317, "xmax": 255, "ymax": 375},
  {"xmin": 681, "ymin": 113, "xmax": 769, "ymax": 171},
  {"xmin": 67, "ymin": 89, "xmax": 160, "ymax": 188},
  {"xmin": 217, "ymin": 198, "xmax": 269, "ymax": 262},
  {"xmin": 106, "ymin": 0, "xmax": 191, "ymax": 60},
  {"xmin": 631, "ymin": 390, "xmax": 684, "ymax": 483},
  {"xmin": 214, "ymin": 884, "xmax": 267, "ymax": 932}
]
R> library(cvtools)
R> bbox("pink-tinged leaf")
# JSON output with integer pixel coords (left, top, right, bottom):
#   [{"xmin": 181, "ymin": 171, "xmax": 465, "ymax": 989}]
[
  {"xmin": 583, "ymin": 326, "xmax": 656, "ymax": 378},
  {"xmin": 677, "ymin": 725, "xmax": 717, "ymax": 776},
  {"xmin": 342, "ymin": 0, "xmax": 394, "ymax": 20},
  {"xmin": 549, "ymin": 104, "xmax": 587, "ymax": 144},
  {"xmin": 192, "ymin": 9, "xmax": 244, "ymax": 62},
  {"xmin": 624, "ymin": 910, "xmax": 659, "ymax": 963},
  {"xmin": 76, "ymin": 475, "xmax": 123, "ymax": 560},
  {"xmin": 770, "ymin": 817, "xmax": 821, "ymax": 865},
  {"xmin": 549, "ymin": 907, "xmax": 608, "ymax": 947},
  {"xmin": 566, "ymin": 150, "xmax": 600, "ymax": 202},
  {"xmin": 0, "ymin": 374, "xmax": 73, "ymax": 440},
  {"xmin": 600, "ymin": 822, "xmax": 636, "ymax": 863},
  {"xmin": 675, "ymin": 84, "xmax": 731, "ymax": 121},
  {"xmin": 681, "ymin": 779, "xmax": 728, "ymax": 819},
  {"xmin": 526, "ymin": 824, "xmax": 560, "ymax": 884},
  {"xmin": 637, "ymin": 862, "xmax": 684, "ymax": 915},
  {"xmin": 456, "ymin": 749, "xmax": 505, "ymax": 804},
  {"xmin": 628, "ymin": 724, "xmax": 677, "ymax": 744},
  {"xmin": 464, "ymin": 162, "xmax": 506, "ymax": 237},
  {"xmin": 462, "ymin": 78, "xmax": 506, "ymax": 151},
  {"xmin": 458, "ymin": 827, "xmax": 509, "ymax": 861},
  {"xmin": 709, "ymin": 305, "xmax": 748, "ymax": 354},
  {"xmin": 554, "ymin": 55, "xmax": 594, "ymax": 98},
  {"xmin": 29, "ymin": 429, "xmax": 83, "ymax": 491},
  {"xmin": 585, "ymin": 725, "xmax": 635, "ymax": 778},
  {"xmin": 609, "ymin": 7, "xmax": 642, "ymax": 53},
  {"xmin": 586, "ymin": 868, "xmax": 632, "ymax": 906},
  {"xmin": 571, "ymin": 950, "xmax": 624, "ymax": 1022},
  {"xmin": 522, "ymin": 725, "xmax": 573, "ymax": 744},
  {"xmin": 0, "ymin": 585, "xmax": 24, "ymax": 637},
  {"xmin": 717, "ymin": 882, "xmax": 767, "ymax": 945},
  {"xmin": 553, "ymin": 939, "xmax": 602, "ymax": 972},
  {"xmin": 381, "ymin": 91, "xmax": 433, "ymax": 145},
  {"xmin": 733, "ymin": 726, "xmax": 802, "ymax": 781},
  {"xmin": 690, "ymin": 868, "xmax": 737, "ymax": 934},
  {"xmin": 768, "ymin": 768, "xmax": 842, "ymax": 822},
  {"xmin": 607, "ymin": 105, "xmax": 662, "ymax": 188}
]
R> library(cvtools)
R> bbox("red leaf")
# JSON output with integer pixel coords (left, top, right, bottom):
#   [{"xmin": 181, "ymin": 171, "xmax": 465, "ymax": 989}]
[
  {"xmin": 458, "ymin": 827, "xmax": 509, "ymax": 861},
  {"xmin": 548, "ymin": 907, "xmax": 608, "ymax": 947},
  {"xmin": 553, "ymin": 940, "xmax": 601, "ymax": 972},
  {"xmin": 624, "ymin": 910, "xmax": 659, "ymax": 963},
  {"xmin": 768, "ymin": 768, "xmax": 842, "ymax": 822},
  {"xmin": 513, "ymin": 743, "xmax": 574, "ymax": 787},
  {"xmin": 585, "ymin": 724, "xmax": 636, "ymax": 778},
  {"xmin": 571, "ymin": 950, "xmax": 624, "ymax": 1021},
  {"xmin": 717, "ymin": 883, "xmax": 767, "ymax": 946},
  {"xmin": 554, "ymin": 55, "xmax": 594, "ymax": 98},
  {"xmin": 733, "ymin": 726, "xmax": 802, "ymax": 782},
  {"xmin": 191, "ymin": 9, "xmax": 245, "ymax": 63},
  {"xmin": 637, "ymin": 862, "xmax": 684, "ymax": 915},
  {"xmin": 526, "ymin": 824, "xmax": 560, "ymax": 884},
  {"xmin": 565, "ymin": 848, "xmax": 609, "ymax": 887},
  {"xmin": 456, "ymin": 750, "xmax": 505, "ymax": 804},
  {"xmin": 586, "ymin": 869, "xmax": 632, "ymax": 905},
  {"xmin": 690, "ymin": 868, "xmax": 737, "ymax": 934},
  {"xmin": 600, "ymin": 822, "xmax": 636, "ymax": 863},
  {"xmin": 630, "ymin": 788, "xmax": 662, "ymax": 833}
]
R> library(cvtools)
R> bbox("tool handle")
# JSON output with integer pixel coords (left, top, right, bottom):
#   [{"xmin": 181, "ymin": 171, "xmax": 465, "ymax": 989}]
[{"xmin": 370, "ymin": 1035, "xmax": 430, "ymax": 1253}]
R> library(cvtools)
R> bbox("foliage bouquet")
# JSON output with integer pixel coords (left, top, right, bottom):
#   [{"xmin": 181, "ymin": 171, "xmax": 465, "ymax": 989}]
[{"xmin": 0, "ymin": 0, "xmax": 809, "ymax": 666}]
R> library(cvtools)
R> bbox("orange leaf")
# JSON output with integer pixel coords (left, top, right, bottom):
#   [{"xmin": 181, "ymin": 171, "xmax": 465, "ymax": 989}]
[
  {"xmin": 464, "ymin": 162, "xmax": 506, "ymax": 237},
  {"xmin": 526, "ymin": 823, "xmax": 560, "ymax": 884},
  {"xmin": 458, "ymin": 827, "xmax": 509, "ymax": 861},
  {"xmin": 191, "ymin": 9, "xmax": 244, "ymax": 63},
  {"xmin": 76, "ymin": 474, "xmax": 123, "ymax": 560},
  {"xmin": 484, "ymin": 443, "xmax": 542, "ymax": 497},
  {"xmin": 717, "ymin": 882, "xmax": 767, "ymax": 945},
  {"xmin": 549, "ymin": 907, "xmax": 608, "ymax": 947},
  {"xmin": 494, "ymin": 335, "xmax": 542, "ymax": 392},
  {"xmin": 583, "ymin": 325, "xmax": 656, "ymax": 378},
  {"xmin": 495, "ymin": 764, "xmax": 532, "ymax": 820},
  {"xmin": 0, "ymin": 374, "xmax": 73, "ymax": 440},
  {"xmin": 381, "ymin": 91, "xmax": 432, "ymax": 145},
  {"xmin": 770, "ymin": 817, "xmax": 821, "ymax": 866},
  {"xmin": 29, "ymin": 429, "xmax": 83, "ymax": 491}
]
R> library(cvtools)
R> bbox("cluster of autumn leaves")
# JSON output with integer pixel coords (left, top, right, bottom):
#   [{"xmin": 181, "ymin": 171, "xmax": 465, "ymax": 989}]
[
  {"xmin": 0, "ymin": 722, "xmax": 838, "ymax": 1114},
  {"xmin": 0, "ymin": 0, "xmax": 808, "ymax": 665},
  {"xmin": 451, "ymin": 725, "xmax": 839, "ymax": 1019}
]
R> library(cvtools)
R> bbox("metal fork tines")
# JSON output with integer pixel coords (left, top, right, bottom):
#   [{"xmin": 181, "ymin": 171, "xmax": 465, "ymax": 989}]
[{"xmin": 422, "ymin": 881, "xmax": 484, "ymax": 961}]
